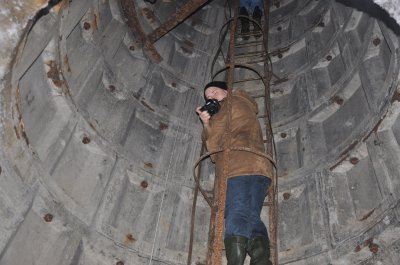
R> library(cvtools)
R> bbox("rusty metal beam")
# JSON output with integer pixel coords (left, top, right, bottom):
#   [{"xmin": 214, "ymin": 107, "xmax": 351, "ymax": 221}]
[
  {"xmin": 147, "ymin": 0, "xmax": 210, "ymax": 43},
  {"xmin": 207, "ymin": 1, "xmax": 239, "ymax": 265},
  {"xmin": 120, "ymin": 0, "xmax": 162, "ymax": 63},
  {"xmin": 262, "ymin": 1, "xmax": 279, "ymax": 265}
]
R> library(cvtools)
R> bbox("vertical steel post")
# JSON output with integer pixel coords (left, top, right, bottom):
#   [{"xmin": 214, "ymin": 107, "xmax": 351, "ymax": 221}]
[
  {"xmin": 263, "ymin": 1, "xmax": 278, "ymax": 265},
  {"xmin": 206, "ymin": 1, "xmax": 239, "ymax": 265}
]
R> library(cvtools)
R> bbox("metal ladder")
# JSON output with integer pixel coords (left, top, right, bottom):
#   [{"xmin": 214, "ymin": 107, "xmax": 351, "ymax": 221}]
[{"xmin": 189, "ymin": 1, "xmax": 278, "ymax": 265}]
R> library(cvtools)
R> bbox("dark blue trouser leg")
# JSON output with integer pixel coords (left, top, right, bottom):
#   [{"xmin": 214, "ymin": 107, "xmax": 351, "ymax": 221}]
[
  {"xmin": 240, "ymin": 0, "xmax": 264, "ymax": 12},
  {"xmin": 225, "ymin": 175, "xmax": 270, "ymax": 239}
]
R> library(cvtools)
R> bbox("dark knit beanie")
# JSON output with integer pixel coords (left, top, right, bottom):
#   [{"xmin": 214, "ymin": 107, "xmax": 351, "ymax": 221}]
[{"xmin": 203, "ymin": 81, "xmax": 228, "ymax": 99}]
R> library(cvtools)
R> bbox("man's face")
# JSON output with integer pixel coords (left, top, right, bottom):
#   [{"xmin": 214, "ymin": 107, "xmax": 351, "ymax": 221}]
[{"xmin": 204, "ymin": 86, "xmax": 227, "ymax": 101}]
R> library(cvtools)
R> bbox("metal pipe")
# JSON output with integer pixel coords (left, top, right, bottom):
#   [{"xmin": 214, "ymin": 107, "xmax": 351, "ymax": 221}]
[
  {"xmin": 210, "ymin": 1, "xmax": 239, "ymax": 264},
  {"xmin": 147, "ymin": 0, "xmax": 210, "ymax": 43},
  {"xmin": 262, "ymin": 1, "xmax": 279, "ymax": 265},
  {"xmin": 120, "ymin": 0, "xmax": 162, "ymax": 63},
  {"xmin": 187, "ymin": 145, "xmax": 205, "ymax": 265}
]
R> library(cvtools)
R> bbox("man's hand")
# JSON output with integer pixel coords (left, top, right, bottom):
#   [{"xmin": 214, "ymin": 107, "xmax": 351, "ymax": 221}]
[{"xmin": 196, "ymin": 107, "xmax": 211, "ymax": 126}]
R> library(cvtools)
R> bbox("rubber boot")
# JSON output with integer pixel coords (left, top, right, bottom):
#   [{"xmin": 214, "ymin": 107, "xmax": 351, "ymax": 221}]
[
  {"xmin": 224, "ymin": 236, "xmax": 248, "ymax": 265},
  {"xmin": 252, "ymin": 6, "xmax": 262, "ymax": 39},
  {"xmin": 247, "ymin": 236, "xmax": 272, "ymax": 265},
  {"xmin": 239, "ymin": 7, "xmax": 250, "ymax": 40}
]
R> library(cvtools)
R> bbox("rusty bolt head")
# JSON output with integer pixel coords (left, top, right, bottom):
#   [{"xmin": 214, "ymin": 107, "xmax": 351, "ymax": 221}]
[
  {"xmin": 326, "ymin": 55, "xmax": 332, "ymax": 61},
  {"xmin": 280, "ymin": 132, "xmax": 287, "ymax": 138},
  {"xmin": 83, "ymin": 22, "xmax": 91, "ymax": 30},
  {"xmin": 373, "ymin": 38, "xmax": 381, "ymax": 46},
  {"xmin": 283, "ymin": 192, "xmax": 291, "ymax": 200},
  {"xmin": 129, "ymin": 45, "xmax": 135, "ymax": 51},
  {"xmin": 82, "ymin": 136, "xmax": 91, "ymax": 144},
  {"xmin": 126, "ymin": 234, "xmax": 136, "ymax": 242},
  {"xmin": 144, "ymin": 162, "xmax": 153, "ymax": 168},
  {"xmin": 141, "ymin": 180, "xmax": 148, "ymax": 189},
  {"xmin": 44, "ymin": 213, "xmax": 53, "ymax": 222},
  {"xmin": 364, "ymin": 238, "xmax": 373, "ymax": 247},
  {"xmin": 334, "ymin": 96, "xmax": 344, "ymax": 105},
  {"xmin": 350, "ymin": 157, "xmax": 359, "ymax": 165},
  {"xmin": 109, "ymin": 85, "xmax": 116, "ymax": 92},
  {"xmin": 159, "ymin": 122, "xmax": 168, "ymax": 131},
  {"xmin": 369, "ymin": 242, "xmax": 379, "ymax": 254},
  {"xmin": 116, "ymin": 261, "xmax": 124, "ymax": 265},
  {"xmin": 354, "ymin": 245, "xmax": 361, "ymax": 252},
  {"xmin": 391, "ymin": 91, "xmax": 400, "ymax": 103},
  {"xmin": 171, "ymin": 82, "xmax": 177, "ymax": 88},
  {"xmin": 277, "ymin": 26, "xmax": 282, "ymax": 31},
  {"xmin": 277, "ymin": 53, "xmax": 283, "ymax": 59}
]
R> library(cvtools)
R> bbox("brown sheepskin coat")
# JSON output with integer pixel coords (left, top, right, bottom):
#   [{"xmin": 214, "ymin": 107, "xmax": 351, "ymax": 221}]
[{"xmin": 202, "ymin": 89, "xmax": 273, "ymax": 179}]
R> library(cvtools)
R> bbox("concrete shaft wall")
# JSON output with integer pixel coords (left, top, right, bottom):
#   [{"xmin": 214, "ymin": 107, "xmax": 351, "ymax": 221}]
[{"xmin": 0, "ymin": 0, "xmax": 400, "ymax": 264}]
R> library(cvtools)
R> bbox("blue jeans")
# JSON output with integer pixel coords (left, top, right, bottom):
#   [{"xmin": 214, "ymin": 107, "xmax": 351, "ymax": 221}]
[
  {"xmin": 240, "ymin": 0, "xmax": 263, "ymax": 13},
  {"xmin": 225, "ymin": 175, "xmax": 270, "ymax": 239}
]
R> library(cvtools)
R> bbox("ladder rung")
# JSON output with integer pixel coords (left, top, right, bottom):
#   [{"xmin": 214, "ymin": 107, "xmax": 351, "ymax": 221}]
[
  {"xmin": 233, "ymin": 77, "xmax": 265, "ymax": 84},
  {"xmin": 235, "ymin": 40, "xmax": 264, "ymax": 48},
  {"xmin": 235, "ymin": 51, "xmax": 268, "ymax": 58},
  {"xmin": 263, "ymin": 201, "xmax": 273, "ymax": 206}
]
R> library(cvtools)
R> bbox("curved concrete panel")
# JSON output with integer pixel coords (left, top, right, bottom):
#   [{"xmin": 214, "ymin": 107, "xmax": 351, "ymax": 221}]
[{"xmin": 1, "ymin": 0, "xmax": 400, "ymax": 265}]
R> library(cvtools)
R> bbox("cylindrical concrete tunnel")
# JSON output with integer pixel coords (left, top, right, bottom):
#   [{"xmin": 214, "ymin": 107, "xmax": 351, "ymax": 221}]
[{"xmin": 1, "ymin": 0, "xmax": 400, "ymax": 264}]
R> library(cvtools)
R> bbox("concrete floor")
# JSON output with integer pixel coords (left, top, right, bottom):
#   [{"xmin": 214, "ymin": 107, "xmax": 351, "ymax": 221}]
[{"xmin": 1, "ymin": 0, "xmax": 400, "ymax": 264}]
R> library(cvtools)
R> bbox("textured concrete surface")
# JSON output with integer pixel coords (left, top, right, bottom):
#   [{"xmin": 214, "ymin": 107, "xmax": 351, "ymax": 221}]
[{"xmin": 1, "ymin": 0, "xmax": 400, "ymax": 265}]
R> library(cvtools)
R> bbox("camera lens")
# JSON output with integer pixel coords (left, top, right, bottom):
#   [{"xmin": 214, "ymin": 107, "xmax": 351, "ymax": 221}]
[{"xmin": 200, "ymin": 99, "xmax": 220, "ymax": 115}]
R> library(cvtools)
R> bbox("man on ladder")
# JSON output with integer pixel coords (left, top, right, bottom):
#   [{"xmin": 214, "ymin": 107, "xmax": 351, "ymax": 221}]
[
  {"xmin": 239, "ymin": 0, "xmax": 264, "ymax": 40},
  {"xmin": 196, "ymin": 81, "xmax": 274, "ymax": 265}
]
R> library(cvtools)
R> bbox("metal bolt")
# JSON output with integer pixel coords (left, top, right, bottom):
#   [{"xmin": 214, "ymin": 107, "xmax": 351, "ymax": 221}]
[
  {"xmin": 159, "ymin": 122, "xmax": 168, "ymax": 131},
  {"xmin": 326, "ymin": 55, "xmax": 332, "ymax": 61},
  {"xmin": 283, "ymin": 192, "xmax": 291, "ymax": 200},
  {"xmin": 82, "ymin": 136, "xmax": 91, "ymax": 144},
  {"xmin": 369, "ymin": 242, "xmax": 379, "ymax": 254},
  {"xmin": 171, "ymin": 82, "xmax": 177, "ymax": 87},
  {"xmin": 129, "ymin": 45, "xmax": 135, "ymax": 51},
  {"xmin": 126, "ymin": 234, "xmax": 136, "ymax": 242},
  {"xmin": 109, "ymin": 85, "xmax": 116, "ymax": 92},
  {"xmin": 364, "ymin": 238, "xmax": 373, "ymax": 247},
  {"xmin": 334, "ymin": 96, "xmax": 344, "ymax": 105},
  {"xmin": 277, "ymin": 53, "xmax": 283, "ymax": 59},
  {"xmin": 83, "ymin": 22, "xmax": 91, "ymax": 30},
  {"xmin": 280, "ymin": 132, "xmax": 287, "ymax": 138},
  {"xmin": 391, "ymin": 91, "xmax": 400, "ymax": 103},
  {"xmin": 141, "ymin": 180, "xmax": 148, "ymax": 188},
  {"xmin": 350, "ymin": 157, "xmax": 359, "ymax": 165},
  {"xmin": 373, "ymin": 38, "xmax": 381, "ymax": 46},
  {"xmin": 116, "ymin": 261, "xmax": 124, "ymax": 265},
  {"xmin": 144, "ymin": 162, "xmax": 153, "ymax": 168},
  {"xmin": 44, "ymin": 214, "xmax": 53, "ymax": 222}
]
